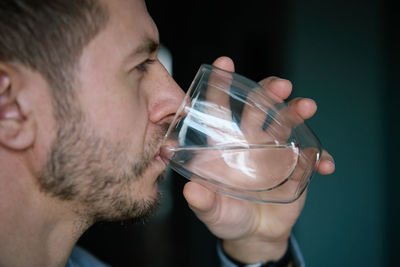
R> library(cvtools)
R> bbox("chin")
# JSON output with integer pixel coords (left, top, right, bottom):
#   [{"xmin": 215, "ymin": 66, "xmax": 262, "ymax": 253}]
[
  {"xmin": 92, "ymin": 191, "xmax": 161, "ymax": 223},
  {"xmin": 124, "ymin": 191, "xmax": 162, "ymax": 224}
]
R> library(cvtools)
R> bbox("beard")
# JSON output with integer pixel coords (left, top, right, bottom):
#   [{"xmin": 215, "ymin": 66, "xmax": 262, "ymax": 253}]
[{"xmin": 37, "ymin": 112, "xmax": 169, "ymax": 224}]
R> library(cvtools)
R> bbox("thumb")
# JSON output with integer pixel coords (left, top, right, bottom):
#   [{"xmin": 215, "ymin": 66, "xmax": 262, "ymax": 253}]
[{"xmin": 183, "ymin": 182, "xmax": 219, "ymax": 222}]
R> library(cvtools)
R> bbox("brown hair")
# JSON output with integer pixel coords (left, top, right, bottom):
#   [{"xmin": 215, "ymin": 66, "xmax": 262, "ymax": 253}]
[{"xmin": 0, "ymin": 0, "xmax": 109, "ymax": 120}]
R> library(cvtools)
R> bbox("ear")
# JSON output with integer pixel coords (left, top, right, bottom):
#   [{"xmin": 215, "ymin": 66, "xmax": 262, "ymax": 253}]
[{"xmin": 0, "ymin": 64, "xmax": 35, "ymax": 150}]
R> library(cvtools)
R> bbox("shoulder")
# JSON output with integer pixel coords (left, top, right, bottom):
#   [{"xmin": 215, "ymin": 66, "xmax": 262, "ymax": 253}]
[{"xmin": 66, "ymin": 246, "xmax": 110, "ymax": 267}]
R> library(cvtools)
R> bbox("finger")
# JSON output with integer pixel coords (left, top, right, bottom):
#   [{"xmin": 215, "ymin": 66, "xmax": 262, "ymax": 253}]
[
  {"xmin": 287, "ymin": 98, "xmax": 317, "ymax": 120},
  {"xmin": 317, "ymin": 150, "xmax": 335, "ymax": 175},
  {"xmin": 240, "ymin": 90, "xmax": 270, "ymax": 141},
  {"xmin": 242, "ymin": 78, "xmax": 293, "ymax": 143},
  {"xmin": 240, "ymin": 78, "xmax": 292, "ymax": 142},
  {"xmin": 212, "ymin": 56, "xmax": 235, "ymax": 72},
  {"xmin": 261, "ymin": 98, "xmax": 316, "ymax": 143},
  {"xmin": 205, "ymin": 57, "xmax": 235, "ymax": 110},
  {"xmin": 201, "ymin": 57, "xmax": 237, "ymax": 146},
  {"xmin": 259, "ymin": 77, "xmax": 292, "ymax": 101}
]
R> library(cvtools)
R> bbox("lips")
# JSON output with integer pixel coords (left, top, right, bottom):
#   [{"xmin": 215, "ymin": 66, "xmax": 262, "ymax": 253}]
[
  {"xmin": 148, "ymin": 151, "xmax": 166, "ymax": 179},
  {"xmin": 152, "ymin": 147, "xmax": 165, "ymax": 163},
  {"xmin": 158, "ymin": 139, "xmax": 180, "ymax": 164},
  {"xmin": 158, "ymin": 146, "xmax": 173, "ymax": 164}
]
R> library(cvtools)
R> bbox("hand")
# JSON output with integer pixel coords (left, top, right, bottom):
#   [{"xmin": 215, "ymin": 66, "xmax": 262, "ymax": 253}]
[{"xmin": 183, "ymin": 57, "xmax": 335, "ymax": 264}]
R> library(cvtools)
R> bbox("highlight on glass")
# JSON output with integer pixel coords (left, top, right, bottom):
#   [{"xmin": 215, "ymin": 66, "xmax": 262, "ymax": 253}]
[{"xmin": 161, "ymin": 64, "xmax": 321, "ymax": 203}]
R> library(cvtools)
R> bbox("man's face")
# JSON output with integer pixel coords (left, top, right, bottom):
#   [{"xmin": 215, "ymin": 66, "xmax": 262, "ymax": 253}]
[{"xmin": 39, "ymin": 0, "xmax": 184, "ymax": 222}]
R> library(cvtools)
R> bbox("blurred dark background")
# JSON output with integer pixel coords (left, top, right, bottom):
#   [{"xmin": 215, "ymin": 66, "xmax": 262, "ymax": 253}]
[{"xmin": 78, "ymin": 0, "xmax": 399, "ymax": 266}]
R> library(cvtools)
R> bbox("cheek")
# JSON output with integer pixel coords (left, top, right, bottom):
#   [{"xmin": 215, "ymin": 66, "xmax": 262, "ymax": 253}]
[{"xmin": 81, "ymin": 85, "xmax": 149, "ymax": 153}]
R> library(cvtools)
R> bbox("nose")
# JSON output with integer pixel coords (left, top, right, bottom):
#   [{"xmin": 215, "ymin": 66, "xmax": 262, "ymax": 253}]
[{"xmin": 146, "ymin": 61, "xmax": 185, "ymax": 125}]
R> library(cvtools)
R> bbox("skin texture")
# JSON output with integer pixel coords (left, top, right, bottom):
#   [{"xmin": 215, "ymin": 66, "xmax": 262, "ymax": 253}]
[
  {"xmin": 0, "ymin": 0, "xmax": 335, "ymax": 266},
  {"xmin": 0, "ymin": 1, "xmax": 184, "ymax": 266},
  {"xmin": 184, "ymin": 57, "xmax": 335, "ymax": 263}
]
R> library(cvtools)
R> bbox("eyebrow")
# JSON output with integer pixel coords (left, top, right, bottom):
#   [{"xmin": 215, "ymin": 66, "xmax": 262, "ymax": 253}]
[
  {"xmin": 133, "ymin": 38, "xmax": 160, "ymax": 56},
  {"xmin": 123, "ymin": 38, "xmax": 160, "ymax": 69}
]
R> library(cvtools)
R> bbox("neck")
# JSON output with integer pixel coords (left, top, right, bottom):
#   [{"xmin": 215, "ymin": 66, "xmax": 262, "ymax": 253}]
[{"xmin": 0, "ymin": 165, "xmax": 91, "ymax": 267}]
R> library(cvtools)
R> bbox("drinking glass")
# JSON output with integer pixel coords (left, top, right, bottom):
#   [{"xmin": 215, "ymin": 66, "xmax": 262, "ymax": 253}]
[{"xmin": 160, "ymin": 64, "xmax": 321, "ymax": 203}]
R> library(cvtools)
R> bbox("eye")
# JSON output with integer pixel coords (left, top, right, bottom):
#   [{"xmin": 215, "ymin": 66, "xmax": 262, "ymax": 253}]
[{"xmin": 135, "ymin": 59, "xmax": 156, "ymax": 73}]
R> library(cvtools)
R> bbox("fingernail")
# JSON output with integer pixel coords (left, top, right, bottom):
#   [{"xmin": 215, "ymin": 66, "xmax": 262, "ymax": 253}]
[{"xmin": 326, "ymin": 157, "xmax": 335, "ymax": 167}]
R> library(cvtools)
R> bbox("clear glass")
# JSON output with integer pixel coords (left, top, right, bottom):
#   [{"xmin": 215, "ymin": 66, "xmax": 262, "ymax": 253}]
[{"xmin": 161, "ymin": 64, "xmax": 321, "ymax": 203}]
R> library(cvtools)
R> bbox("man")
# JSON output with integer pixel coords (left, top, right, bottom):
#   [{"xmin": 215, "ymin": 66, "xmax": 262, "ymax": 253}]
[{"xmin": 0, "ymin": 0, "xmax": 335, "ymax": 266}]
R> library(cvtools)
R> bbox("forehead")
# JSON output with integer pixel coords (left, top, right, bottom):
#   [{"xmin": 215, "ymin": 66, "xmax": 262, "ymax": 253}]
[
  {"xmin": 75, "ymin": 0, "xmax": 159, "ymax": 96},
  {"xmin": 77, "ymin": 0, "xmax": 158, "ymax": 79},
  {"xmin": 97, "ymin": 0, "xmax": 159, "ymax": 53}
]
